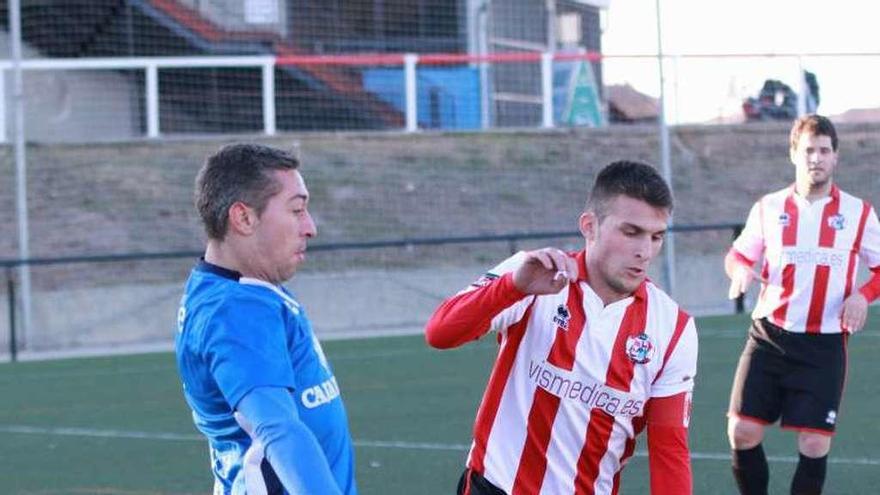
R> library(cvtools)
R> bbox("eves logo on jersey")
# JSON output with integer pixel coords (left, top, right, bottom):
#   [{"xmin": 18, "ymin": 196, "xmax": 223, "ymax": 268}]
[
  {"xmin": 552, "ymin": 304, "xmax": 571, "ymax": 330},
  {"xmin": 625, "ymin": 333, "xmax": 655, "ymax": 364},
  {"xmin": 779, "ymin": 213, "xmax": 791, "ymax": 226},
  {"xmin": 827, "ymin": 214, "xmax": 846, "ymax": 231}
]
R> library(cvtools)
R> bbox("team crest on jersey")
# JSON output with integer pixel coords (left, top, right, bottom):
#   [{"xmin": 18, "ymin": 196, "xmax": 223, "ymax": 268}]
[
  {"xmin": 827, "ymin": 214, "xmax": 846, "ymax": 231},
  {"xmin": 625, "ymin": 332, "xmax": 655, "ymax": 364},
  {"xmin": 472, "ymin": 273, "xmax": 499, "ymax": 288},
  {"xmin": 778, "ymin": 213, "xmax": 791, "ymax": 226},
  {"xmin": 552, "ymin": 304, "xmax": 570, "ymax": 330}
]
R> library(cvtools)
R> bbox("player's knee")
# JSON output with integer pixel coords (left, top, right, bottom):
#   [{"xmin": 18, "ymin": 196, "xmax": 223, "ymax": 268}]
[
  {"xmin": 798, "ymin": 432, "xmax": 831, "ymax": 458},
  {"xmin": 728, "ymin": 416, "xmax": 764, "ymax": 449}
]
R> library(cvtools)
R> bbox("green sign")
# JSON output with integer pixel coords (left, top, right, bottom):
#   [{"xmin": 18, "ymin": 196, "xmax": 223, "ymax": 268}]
[{"xmin": 563, "ymin": 61, "xmax": 605, "ymax": 127}]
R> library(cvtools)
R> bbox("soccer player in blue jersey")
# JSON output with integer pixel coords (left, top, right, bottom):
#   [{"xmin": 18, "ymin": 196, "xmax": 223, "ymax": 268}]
[{"xmin": 175, "ymin": 143, "xmax": 357, "ymax": 494}]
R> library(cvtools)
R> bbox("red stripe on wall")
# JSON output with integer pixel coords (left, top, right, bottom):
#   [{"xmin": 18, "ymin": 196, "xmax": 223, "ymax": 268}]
[{"xmin": 469, "ymin": 304, "xmax": 535, "ymax": 473}]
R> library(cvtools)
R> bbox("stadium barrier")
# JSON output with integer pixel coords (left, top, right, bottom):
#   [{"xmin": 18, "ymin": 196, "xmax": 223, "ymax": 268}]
[
  {"xmin": 5, "ymin": 51, "xmax": 880, "ymax": 142},
  {"xmin": 0, "ymin": 223, "xmax": 743, "ymax": 362}
]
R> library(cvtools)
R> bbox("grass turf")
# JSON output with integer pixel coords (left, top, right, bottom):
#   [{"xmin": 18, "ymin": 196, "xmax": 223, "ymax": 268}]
[{"xmin": 1, "ymin": 311, "xmax": 879, "ymax": 494}]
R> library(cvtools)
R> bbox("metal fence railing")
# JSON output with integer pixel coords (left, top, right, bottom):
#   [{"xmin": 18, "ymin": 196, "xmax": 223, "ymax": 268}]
[{"xmin": 0, "ymin": 223, "xmax": 743, "ymax": 362}]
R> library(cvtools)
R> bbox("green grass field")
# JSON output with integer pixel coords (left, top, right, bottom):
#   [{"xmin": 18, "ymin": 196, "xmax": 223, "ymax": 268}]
[{"xmin": 2, "ymin": 311, "xmax": 879, "ymax": 494}]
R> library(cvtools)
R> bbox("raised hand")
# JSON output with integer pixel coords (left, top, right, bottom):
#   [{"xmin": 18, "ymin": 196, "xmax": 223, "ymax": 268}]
[{"xmin": 513, "ymin": 248, "xmax": 579, "ymax": 295}]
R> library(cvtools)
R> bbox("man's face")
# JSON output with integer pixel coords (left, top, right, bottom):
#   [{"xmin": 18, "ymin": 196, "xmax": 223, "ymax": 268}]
[
  {"xmin": 251, "ymin": 169, "xmax": 317, "ymax": 283},
  {"xmin": 790, "ymin": 132, "xmax": 837, "ymax": 189},
  {"xmin": 581, "ymin": 195, "xmax": 669, "ymax": 300}
]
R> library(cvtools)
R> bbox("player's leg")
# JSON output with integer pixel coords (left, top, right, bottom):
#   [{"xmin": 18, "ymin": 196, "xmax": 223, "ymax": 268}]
[
  {"xmin": 790, "ymin": 432, "xmax": 831, "ymax": 495},
  {"xmin": 780, "ymin": 332, "xmax": 845, "ymax": 495},
  {"xmin": 728, "ymin": 319, "xmax": 785, "ymax": 495}
]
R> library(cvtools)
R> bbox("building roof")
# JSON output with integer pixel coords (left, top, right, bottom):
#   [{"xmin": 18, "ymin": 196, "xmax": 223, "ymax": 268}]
[{"xmin": 606, "ymin": 83, "xmax": 659, "ymax": 121}]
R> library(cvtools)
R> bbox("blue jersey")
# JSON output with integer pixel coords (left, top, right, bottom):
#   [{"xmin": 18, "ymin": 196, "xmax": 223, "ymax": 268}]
[{"xmin": 175, "ymin": 261, "xmax": 357, "ymax": 494}]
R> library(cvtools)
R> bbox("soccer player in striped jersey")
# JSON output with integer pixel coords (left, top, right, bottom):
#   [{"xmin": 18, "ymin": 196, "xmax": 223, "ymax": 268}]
[
  {"xmin": 175, "ymin": 144, "xmax": 357, "ymax": 495},
  {"xmin": 726, "ymin": 114, "xmax": 880, "ymax": 495},
  {"xmin": 426, "ymin": 161, "xmax": 699, "ymax": 495}
]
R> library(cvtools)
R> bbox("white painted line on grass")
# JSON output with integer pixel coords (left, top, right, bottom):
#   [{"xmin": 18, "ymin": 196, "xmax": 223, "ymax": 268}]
[
  {"xmin": 0, "ymin": 424, "xmax": 202, "ymax": 441},
  {"xmin": 2, "ymin": 424, "xmax": 878, "ymax": 466}
]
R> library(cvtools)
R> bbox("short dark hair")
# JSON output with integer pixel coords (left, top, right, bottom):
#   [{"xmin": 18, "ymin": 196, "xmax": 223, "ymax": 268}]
[
  {"xmin": 585, "ymin": 160, "xmax": 673, "ymax": 219},
  {"xmin": 195, "ymin": 143, "xmax": 299, "ymax": 240},
  {"xmin": 790, "ymin": 114, "xmax": 837, "ymax": 151}
]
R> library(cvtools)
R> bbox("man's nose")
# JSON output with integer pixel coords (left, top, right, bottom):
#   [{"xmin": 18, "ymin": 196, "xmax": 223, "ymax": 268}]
[
  {"xmin": 303, "ymin": 211, "xmax": 317, "ymax": 237},
  {"xmin": 634, "ymin": 236, "xmax": 651, "ymax": 259}
]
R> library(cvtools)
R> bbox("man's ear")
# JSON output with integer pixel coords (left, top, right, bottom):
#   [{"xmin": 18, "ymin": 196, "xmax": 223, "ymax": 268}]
[
  {"xmin": 579, "ymin": 211, "xmax": 598, "ymax": 242},
  {"xmin": 227, "ymin": 201, "xmax": 257, "ymax": 236}
]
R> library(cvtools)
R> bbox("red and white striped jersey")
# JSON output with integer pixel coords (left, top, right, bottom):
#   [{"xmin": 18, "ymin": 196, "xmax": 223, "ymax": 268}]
[
  {"xmin": 731, "ymin": 185, "xmax": 880, "ymax": 334},
  {"xmin": 429, "ymin": 250, "xmax": 698, "ymax": 495}
]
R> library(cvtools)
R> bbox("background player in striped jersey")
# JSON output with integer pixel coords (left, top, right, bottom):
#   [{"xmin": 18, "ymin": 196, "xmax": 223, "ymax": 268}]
[
  {"xmin": 175, "ymin": 143, "xmax": 357, "ymax": 494},
  {"xmin": 426, "ymin": 161, "xmax": 698, "ymax": 495},
  {"xmin": 726, "ymin": 114, "xmax": 880, "ymax": 494}
]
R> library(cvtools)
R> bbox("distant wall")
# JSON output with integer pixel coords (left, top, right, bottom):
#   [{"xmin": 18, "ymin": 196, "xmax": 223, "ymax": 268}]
[
  {"xmin": 3, "ymin": 122, "xmax": 879, "ymax": 262},
  {"xmin": 2, "ymin": 123, "xmax": 880, "ymax": 354}
]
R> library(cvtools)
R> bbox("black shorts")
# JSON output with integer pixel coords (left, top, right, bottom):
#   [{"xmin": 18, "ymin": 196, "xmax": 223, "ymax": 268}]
[{"xmin": 728, "ymin": 318, "xmax": 848, "ymax": 434}]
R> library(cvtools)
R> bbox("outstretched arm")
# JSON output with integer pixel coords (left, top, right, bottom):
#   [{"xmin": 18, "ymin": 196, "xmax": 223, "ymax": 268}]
[
  {"xmin": 425, "ymin": 248, "xmax": 578, "ymax": 349},
  {"xmin": 235, "ymin": 386, "xmax": 343, "ymax": 495}
]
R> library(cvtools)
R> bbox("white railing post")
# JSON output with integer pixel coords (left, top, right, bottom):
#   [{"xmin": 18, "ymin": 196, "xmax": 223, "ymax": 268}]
[
  {"xmin": 404, "ymin": 53, "xmax": 418, "ymax": 132},
  {"xmin": 796, "ymin": 55, "xmax": 807, "ymax": 116},
  {"xmin": 0, "ymin": 70, "xmax": 6, "ymax": 143},
  {"xmin": 262, "ymin": 61, "xmax": 276, "ymax": 135},
  {"xmin": 541, "ymin": 51, "xmax": 554, "ymax": 128},
  {"xmin": 145, "ymin": 64, "xmax": 160, "ymax": 138}
]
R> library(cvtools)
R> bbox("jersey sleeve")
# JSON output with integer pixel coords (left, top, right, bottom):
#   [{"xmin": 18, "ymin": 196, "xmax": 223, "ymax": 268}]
[
  {"xmin": 425, "ymin": 252, "xmax": 534, "ymax": 349},
  {"xmin": 859, "ymin": 205, "xmax": 880, "ymax": 268},
  {"xmin": 645, "ymin": 392, "xmax": 693, "ymax": 494},
  {"xmin": 236, "ymin": 387, "xmax": 343, "ymax": 495},
  {"xmin": 204, "ymin": 294, "xmax": 296, "ymax": 408},
  {"xmin": 731, "ymin": 200, "xmax": 765, "ymax": 265},
  {"xmin": 651, "ymin": 316, "xmax": 698, "ymax": 399},
  {"xmin": 485, "ymin": 252, "xmax": 538, "ymax": 335}
]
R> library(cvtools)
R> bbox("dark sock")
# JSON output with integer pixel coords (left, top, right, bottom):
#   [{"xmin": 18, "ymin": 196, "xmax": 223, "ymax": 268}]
[
  {"xmin": 732, "ymin": 444, "xmax": 769, "ymax": 495},
  {"xmin": 790, "ymin": 453, "xmax": 827, "ymax": 495}
]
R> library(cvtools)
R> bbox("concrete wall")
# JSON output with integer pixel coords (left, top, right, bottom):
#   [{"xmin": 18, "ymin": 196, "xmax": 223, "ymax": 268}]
[{"xmin": 2, "ymin": 122, "xmax": 879, "ymax": 357}]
